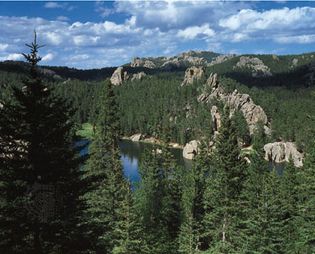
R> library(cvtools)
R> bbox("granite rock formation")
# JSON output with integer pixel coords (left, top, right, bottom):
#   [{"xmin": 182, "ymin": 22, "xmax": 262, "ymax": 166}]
[
  {"xmin": 264, "ymin": 141, "xmax": 303, "ymax": 167},
  {"xmin": 181, "ymin": 66, "xmax": 205, "ymax": 86}
]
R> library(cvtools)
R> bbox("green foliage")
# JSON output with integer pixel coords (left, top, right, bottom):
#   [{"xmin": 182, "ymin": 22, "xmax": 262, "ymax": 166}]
[
  {"xmin": 202, "ymin": 108, "xmax": 248, "ymax": 253},
  {"xmin": 81, "ymin": 81, "xmax": 133, "ymax": 253},
  {"xmin": 134, "ymin": 147, "xmax": 182, "ymax": 254},
  {"xmin": 178, "ymin": 142, "xmax": 212, "ymax": 253},
  {"xmin": 0, "ymin": 34, "xmax": 83, "ymax": 253}
]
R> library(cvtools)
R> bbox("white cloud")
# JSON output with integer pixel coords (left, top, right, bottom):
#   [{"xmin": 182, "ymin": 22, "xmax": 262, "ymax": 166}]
[
  {"xmin": 275, "ymin": 34, "xmax": 315, "ymax": 44},
  {"xmin": 56, "ymin": 16, "xmax": 69, "ymax": 22},
  {"xmin": 1, "ymin": 2, "xmax": 315, "ymax": 68},
  {"xmin": 219, "ymin": 7, "xmax": 315, "ymax": 43},
  {"xmin": 44, "ymin": 2, "xmax": 75, "ymax": 11},
  {"xmin": 0, "ymin": 43, "xmax": 9, "ymax": 51},
  {"xmin": 42, "ymin": 53, "xmax": 55, "ymax": 62},
  {"xmin": 177, "ymin": 24, "xmax": 215, "ymax": 40},
  {"xmin": 115, "ymin": 0, "xmax": 249, "ymax": 31},
  {"xmin": 0, "ymin": 53, "xmax": 23, "ymax": 61},
  {"xmin": 44, "ymin": 2, "xmax": 64, "ymax": 9}
]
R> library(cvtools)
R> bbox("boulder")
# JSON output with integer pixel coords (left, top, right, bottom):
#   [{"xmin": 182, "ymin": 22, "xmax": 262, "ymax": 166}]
[
  {"xmin": 234, "ymin": 56, "xmax": 272, "ymax": 78},
  {"xmin": 110, "ymin": 67, "xmax": 129, "ymax": 86},
  {"xmin": 264, "ymin": 142, "xmax": 303, "ymax": 167},
  {"xmin": 181, "ymin": 66, "xmax": 205, "ymax": 86},
  {"xmin": 130, "ymin": 133, "xmax": 142, "ymax": 142},
  {"xmin": 183, "ymin": 140, "xmax": 200, "ymax": 160}
]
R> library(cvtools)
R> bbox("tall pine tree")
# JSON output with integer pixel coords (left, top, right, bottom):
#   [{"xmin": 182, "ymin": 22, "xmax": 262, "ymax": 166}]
[
  {"xmin": 134, "ymin": 146, "xmax": 182, "ymax": 254},
  {"xmin": 178, "ymin": 142, "xmax": 211, "ymax": 253},
  {"xmin": 0, "ymin": 33, "xmax": 83, "ymax": 253},
  {"xmin": 296, "ymin": 140, "xmax": 315, "ymax": 253},
  {"xmin": 202, "ymin": 108, "xmax": 248, "ymax": 253},
  {"xmin": 81, "ymin": 80, "xmax": 133, "ymax": 253}
]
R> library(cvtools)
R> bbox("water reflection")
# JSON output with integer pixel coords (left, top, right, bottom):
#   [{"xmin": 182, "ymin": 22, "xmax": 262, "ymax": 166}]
[{"xmin": 79, "ymin": 139, "xmax": 192, "ymax": 183}]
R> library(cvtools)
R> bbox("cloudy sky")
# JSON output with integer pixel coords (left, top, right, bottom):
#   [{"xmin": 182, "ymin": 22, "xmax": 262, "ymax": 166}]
[{"xmin": 0, "ymin": 1, "xmax": 315, "ymax": 69}]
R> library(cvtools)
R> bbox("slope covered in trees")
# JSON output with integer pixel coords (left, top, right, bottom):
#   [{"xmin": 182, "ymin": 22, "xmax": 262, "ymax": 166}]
[{"xmin": 1, "ymin": 43, "xmax": 315, "ymax": 253}]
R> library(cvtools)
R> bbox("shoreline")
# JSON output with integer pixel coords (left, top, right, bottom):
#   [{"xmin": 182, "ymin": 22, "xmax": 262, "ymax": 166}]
[{"xmin": 121, "ymin": 135, "xmax": 184, "ymax": 149}]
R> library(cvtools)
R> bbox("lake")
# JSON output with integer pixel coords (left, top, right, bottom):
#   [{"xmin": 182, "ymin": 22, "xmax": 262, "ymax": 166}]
[{"xmin": 79, "ymin": 139, "xmax": 192, "ymax": 183}]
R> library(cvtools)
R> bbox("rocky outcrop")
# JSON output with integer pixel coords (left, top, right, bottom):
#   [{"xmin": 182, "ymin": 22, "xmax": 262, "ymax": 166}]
[
  {"xmin": 264, "ymin": 142, "xmax": 303, "ymax": 167},
  {"xmin": 110, "ymin": 67, "xmax": 129, "ymax": 86},
  {"xmin": 181, "ymin": 66, "xmax": 205, "ymax": 86},
  {"xmin": 131, "ymin": 72, "xmax": 146, "ymax": 82},
  {"xmin": 183, "ymin": 140, "xmax": 200, "ymax": 160},
  {"xmin": 291, "ymin": 58, "xmax": 299, "ymax": 67},
  {"xmin": 110, "ymin": 67, "xmax": 146, "ymax": 85},
  {"xmin": 208, "ymin": 54, "xmax": 236, "ymax": 66},
  {"xmin": 130, "ymin": 133, "xmax": 142, "ymax": 142},
  {"xmin": 131, "ymin": 58, "xmax": 156, "ymax": 68},
  {"xmin": 211, "ymin": 105, "xmax": 221, "ymax": 133},
  {"xmin": 234, "ymin": 56, "xmax": 272, "ymax": 78},
  {"xmin": 198, "ymin": 73, "xmax": 270, "ymax": 135},
  {"xmin": 161, "ymin": 59, "xmax": 182, "ymax": 70}
]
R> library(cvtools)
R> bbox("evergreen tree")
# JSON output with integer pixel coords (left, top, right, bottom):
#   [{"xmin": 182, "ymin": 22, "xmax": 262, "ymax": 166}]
[
  {"xmin": 178, "ymin": 142, "xmax": 211, "ymax": 253},
  {"xmin": 278, "ymin": 160, "xmax": 300, "ymax": 253},
  {"xmin": 296, "ymin": 140, "xmax": 315, "ymax": 253},
  {"xmin": 0, "ymin": 33, "xmax": 83, "ymax": 253},
  {"xmin": 134, "ymin": 146, "xmax": 182, "ymax": 254},
  {"xmin": 112, "ymin": 184, "xmax": 146, "ymax": 254},
  {"xmin": 81, "ymin": 80, "xmax": 130, "ymax": 253},
  {"xmin": 202, "ymin": 108, "xmax": 248, "ymax": 253}
]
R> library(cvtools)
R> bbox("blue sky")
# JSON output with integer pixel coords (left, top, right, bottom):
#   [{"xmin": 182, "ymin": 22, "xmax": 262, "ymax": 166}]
[{"xmin": 0, "ymin": 1, "xmax": 315, "ymax": 69}]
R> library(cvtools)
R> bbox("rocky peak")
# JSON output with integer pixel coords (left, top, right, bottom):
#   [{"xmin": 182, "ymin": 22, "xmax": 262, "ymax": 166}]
[
  {"xmin": 234, "ymin": 56, "xmax": 272, "ymax": 78},
  {"xmin": 131, "ymin": 57, "xmax": 156, "ymax": 68},
  {"xmin": 208, "ymin": 54, "xmax": 236, "ymax": 66},
  {"xmin": 198, "ymin": 73, "xmax": 270, "ymax": 135},
  {"xmin": 110, "ymin": 67, "xmax": 129, "ymax": 86},
  {"xmin": 181, "ymin": 66, "xmax": 205, "ymax": 86},
  {"xmin": 110, "ymin": 67, "xmax": 147, "ymax": 86}
]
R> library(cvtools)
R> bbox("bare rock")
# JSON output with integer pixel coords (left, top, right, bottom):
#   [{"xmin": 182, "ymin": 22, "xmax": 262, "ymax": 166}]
[
  {"xmin": 161, "ymin": 59, "xmax": 182, "ymax": 70},
  {"xmin": 110, "ymin": 67, "xmax": 146, "ymax": 85},
  {"xmin": 198, "ymin": 73, "xmax": 269, "ymax": 135},
  {"xmin": 131, "ymin": 72, "xmax": 146, "ymax": 81},
  {"xmin": 130, "ymin": 133, "xmax": 142, "ymax": 142},
  {"xmin": 208, "ymin": 54, "xmax": 236, "ymax": 66},
  {"xmin": 292, "ymin": 58, "xmax": 299, "ymax": 67},
  {"xmin": 264, "ymin": 142, "xmax": 303, "ymax": 167},
  {"xmin": 110, "ymin": 67, "xmax": 129, "ymax": 86},
  {"xmin": 181, "ymin": 66, "xmax": 205, "ymax": 86},
  {"xmin": 234, "ymin": 56, "xmax": 272, "ymax": 78},
  {"xmin": 272, "ymin": 55, "xmax": 279, "ymax": 61},
  {"xmin": 183, "ymin": 140, "xmax": 200, "ymax": 160},
  {"xmin": 211, "ymin": 105, "xmax": 221, "ymax": 133},
  {"xmin": 131, "ymin": 58, "xmax": 156, "ymax": 68}
]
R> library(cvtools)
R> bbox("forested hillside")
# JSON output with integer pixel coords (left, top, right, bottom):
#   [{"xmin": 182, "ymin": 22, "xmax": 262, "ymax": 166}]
[
  {"xmin": 1, "ymin": 51, "xmax": 315, "ymax": 150},
  {"xmin": 1, "ymin": 37, "xmax": 315, "ymax": 254}
]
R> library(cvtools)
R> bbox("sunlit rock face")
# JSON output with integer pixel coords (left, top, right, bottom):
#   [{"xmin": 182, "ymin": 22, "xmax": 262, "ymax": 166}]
[
  {"xmin": 181, "ymin": 66, "xmax": 205, "ymax": 86},
  {"xmin": 110, "ymin": 67, "xmax": 146, "ymax": 86},
  {"xmin": 264, "ymin": 142, "xmax": 304, "ymax": 168},
  {"xmin": 234, "ymin": 56, "xmax": 272, "ymax": 78},
  {"xmin": 198, "ymin": 73, "xmax": 270, "ymax": 135},
  {"xmin": 183, "ymin": 140, "xmax": 200, "ymax": 160}
]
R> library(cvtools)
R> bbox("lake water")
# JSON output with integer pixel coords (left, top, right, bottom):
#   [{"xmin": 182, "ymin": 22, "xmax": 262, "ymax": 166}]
[{"xmin": 79, "ymin": 139, "xmax": 192, "ymax": 183}]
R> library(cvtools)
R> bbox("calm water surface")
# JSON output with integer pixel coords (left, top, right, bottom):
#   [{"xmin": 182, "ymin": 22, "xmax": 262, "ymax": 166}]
[{"xmin": 79, "ymin": 139, "xmax": 192, "ymax": 183}]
